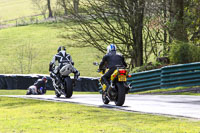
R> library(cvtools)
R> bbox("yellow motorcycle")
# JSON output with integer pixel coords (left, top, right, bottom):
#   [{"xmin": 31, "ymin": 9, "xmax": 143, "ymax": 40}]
[{"xmin": 94, "ymin": 62, "xmax": 131, "ymax": 106}]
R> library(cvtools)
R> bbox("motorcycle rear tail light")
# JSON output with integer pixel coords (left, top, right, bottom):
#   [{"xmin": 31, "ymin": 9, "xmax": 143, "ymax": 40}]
[{"xmin": 119, "ymin": 69, "xmax": 127, "ymax": 74}]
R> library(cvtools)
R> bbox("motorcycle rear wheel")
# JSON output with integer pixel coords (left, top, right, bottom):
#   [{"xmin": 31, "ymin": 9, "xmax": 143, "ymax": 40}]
[
  {"xmin": 64, "ymin": 77, "xmax": 73, "ymax": 98},
  {"xmin": 115, "ymin": 82, "xmax": 126, "ymax": 106}
]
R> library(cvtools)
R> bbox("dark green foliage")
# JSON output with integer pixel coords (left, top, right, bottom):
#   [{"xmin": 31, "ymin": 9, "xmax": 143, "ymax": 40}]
[
  {"xmin": 169, "ymin": 41, "xmax": 191, "ymax": 64},
  {"xmin": 132, "ymin": 62, "xmax": 163, "ymax": 73},
  {"xmin": 190, "ymin": 44, "xmax": 200, "ymax": 62},
  {"xmin": 169, "ymin": 41, "xmax": 200, "ymax": 64}
]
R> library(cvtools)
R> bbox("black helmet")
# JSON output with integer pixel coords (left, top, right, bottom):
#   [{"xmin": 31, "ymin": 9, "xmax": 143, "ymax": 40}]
[{"xmin": 57, "ymin": 46, "xmax": 66, "ymax": 53}]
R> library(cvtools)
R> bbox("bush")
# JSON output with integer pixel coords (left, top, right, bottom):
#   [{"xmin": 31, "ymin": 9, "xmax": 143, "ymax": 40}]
[
  {"xmin": 190, "ymin": 45, "xmax": 200, "ymax": 62},
  {"xmin": 169, "ymin": 41, "xmax": 200, "ymax": 64},
  {"xmin": 131, "ymin": 62, "xmax": 163, "ymax": 73}
]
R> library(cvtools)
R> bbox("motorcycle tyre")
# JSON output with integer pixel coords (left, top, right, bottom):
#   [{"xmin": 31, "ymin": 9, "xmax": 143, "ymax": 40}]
[
  {"xmin": 102, "ymin": 92, "xmax": 109, "ymax": 104},
  {"xmin": 64, "ymin": 77, "xmax": 73, "ymax": 98},
  {"xmin": 115, "ymin": 82, "xmax": 126, "ymax": 106}
]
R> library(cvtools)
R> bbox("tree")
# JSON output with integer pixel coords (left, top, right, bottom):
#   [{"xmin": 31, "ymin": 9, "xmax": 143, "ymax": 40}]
[
  {"xmin": 73, "ymin": 0, "xmax": 79, "ymax": 15},
  {"xmin": 169, "ymin": 0, "xmax": 188, "ymax": 42},
  {"xmin": 185, "ymin": 0, "xmax": 200, "ymax": 45},
  {"xmin": 66, "ymin": 0, "xmax": 145, "ymax": 68},
  {"xmin": 57, "ymin": 0, "xmax": 68, "ymax": 15},
  {"xmin": 56, "ymin": 0, "xmax": 79, "ymax": 16},
  {"xmin": 47, "ymin": 0, "xmax": 53, "ymax": 18},
  {"xmin": 32, "ymin": 0, "xmax": 48, "ymax": 19},
  {"xmin": 143, "ymin": 0, "xmax": 171, "ymax": 61},
  {"xmin": 62, "ymin": 0, "xmax": 199, "ymax": 68}
]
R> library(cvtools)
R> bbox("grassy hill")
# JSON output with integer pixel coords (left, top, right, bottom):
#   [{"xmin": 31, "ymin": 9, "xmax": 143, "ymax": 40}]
[
  {"xmin": 0, "ymin": 22, "xmax": 103, "ymax": 77},
  {"xmin": 0, "ymin": 0, "xmax": 58, "ymax": 21},
  {"xmin": 0, "ymin": 0, "xmax": 36, "ymax": 20},
  {"xmin": 0, "ymin": 0, "xmax": 103, "ymax": 77}
]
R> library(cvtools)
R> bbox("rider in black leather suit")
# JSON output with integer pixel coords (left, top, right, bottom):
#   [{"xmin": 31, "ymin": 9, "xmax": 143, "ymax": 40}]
[
  {"xmin": 49, "ymin": 46, "xmax": 80, "ymax": 86},
  {"xmin": 99, "ymin": 44, "xmax": 127, "ymax": 92}
]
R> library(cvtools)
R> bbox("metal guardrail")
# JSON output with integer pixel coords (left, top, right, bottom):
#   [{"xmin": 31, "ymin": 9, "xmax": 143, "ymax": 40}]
[
  {"xmin": 161, "ymin": 62, "xmax": 200, "ymax": 89},
  {"xmin": 128, "ymin": 62, "xmax": 200, "ymax": 92},
  {"xmin": 127, "ymin": 69, "xmax": 161, "ymax": 92}
]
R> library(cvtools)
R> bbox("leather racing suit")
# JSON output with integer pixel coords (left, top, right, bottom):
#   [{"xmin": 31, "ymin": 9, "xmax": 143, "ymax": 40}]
[
  {"xmin": 49, "ymin": 50, "xmax": 80, "ymax": 86},
  {"xmin": 99, "ymin": 51, "xmax": 127, "ymax": 90}
]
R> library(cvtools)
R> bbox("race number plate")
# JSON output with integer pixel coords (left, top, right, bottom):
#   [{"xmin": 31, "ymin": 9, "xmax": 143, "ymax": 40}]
[{"xmin": 118, "ymin": 75, "xmax": 126, "ymax": 81}]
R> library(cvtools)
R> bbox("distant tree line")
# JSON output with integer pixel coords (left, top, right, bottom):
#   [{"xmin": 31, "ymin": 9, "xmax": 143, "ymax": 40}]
[{"xmin": 31, "ymin": 0, "xmax": 80, "ymax": 18}]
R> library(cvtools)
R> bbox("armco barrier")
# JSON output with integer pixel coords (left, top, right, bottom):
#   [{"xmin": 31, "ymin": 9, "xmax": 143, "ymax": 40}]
[
  {"xmin": 161, "ymin": 62, "xmax": 200, "ymax": 89},
  {"xmin": 128, "ymin": 62, "xmax": 200, "ymax": 92},
  {"xmin": 127, "ymin": 69, "xmax": 161, "ymax": 92},
  {"xmin": 0, "ymin": 74, "xmax": 99, "ymax": 92},
  {"xmin": 0, "ymin": 74, "xmax": 41, "ymax": 89},
  {"xmin": 1, "ymin": 62, "xmax": 200, "ymax": 93}
]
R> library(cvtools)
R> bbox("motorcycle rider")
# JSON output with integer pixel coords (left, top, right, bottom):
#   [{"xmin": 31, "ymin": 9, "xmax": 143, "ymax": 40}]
[
  {"xmin": 26, "ymin": 76, "xmax": 47, "ymax": 95},
  {"xmin": 49, "ymin": 46, "xmax": 80, "ymax": 87},
  {"xmin": 99, "ymin": 44, "xmax": 127, "ymax": 92}
]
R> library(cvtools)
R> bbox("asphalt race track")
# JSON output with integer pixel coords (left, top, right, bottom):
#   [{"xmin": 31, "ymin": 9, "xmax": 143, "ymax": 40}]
[{"xmin": 2, "ymin": 94, "xmax": 200, "ymax": 119}]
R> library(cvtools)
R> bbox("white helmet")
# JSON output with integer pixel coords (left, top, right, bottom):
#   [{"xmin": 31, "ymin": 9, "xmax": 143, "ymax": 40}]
[{"xmin": 107, "ymin": 44, "xmax": 117, "ymax": 53}]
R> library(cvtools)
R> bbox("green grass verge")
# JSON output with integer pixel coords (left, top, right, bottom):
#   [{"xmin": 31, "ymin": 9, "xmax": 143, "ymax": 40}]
[
  {"xmin": 131, "ymin": 86, "xmax": 200, "ymax": 96},
  {"xmin": 0, "ymin": 89, "xmax": 99, "ymax": 95},
  {"xmin": 168, "ymin": 92, "xmax": 200, "ymax": 96},
  {"xmin": 0, "ymin": 23, "xmax": 103, "ymax": 77},
  {"xmin": 0, "ymin": 97, "xmax": 200, "ymax": 133},
  {"xmin": 131, "ymin": 86, "xmax": 189, "ymax": 94}
]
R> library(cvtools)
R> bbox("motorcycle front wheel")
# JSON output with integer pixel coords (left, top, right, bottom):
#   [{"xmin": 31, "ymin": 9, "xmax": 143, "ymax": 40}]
[
  {"xmin": 64, "ymin": 77, "xmax": 73, "ymax": 98},
  {"xmin": 114, "ymin": 82, "xmax": 126, "ymax": 106}
]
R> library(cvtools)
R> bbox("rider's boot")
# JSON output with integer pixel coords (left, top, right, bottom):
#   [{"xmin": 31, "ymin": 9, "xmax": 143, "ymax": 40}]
[
  {"xmin": 74, "ymin": 71, "xmax": 80, "ymax": 80},
  {"xmin": 56, "ymin": 76, "xmax": 61, "ymax": 87},
  {"xmin": 72, "ymin": 71, "xmax": 80, "ymax": 86},
  {"xmin": 105, "ymin": 84, "xmax": 110, "ymax": 92},
  {"xmin": 102, "ymin": 77, "xmax": 110, "ymax": 92}
]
